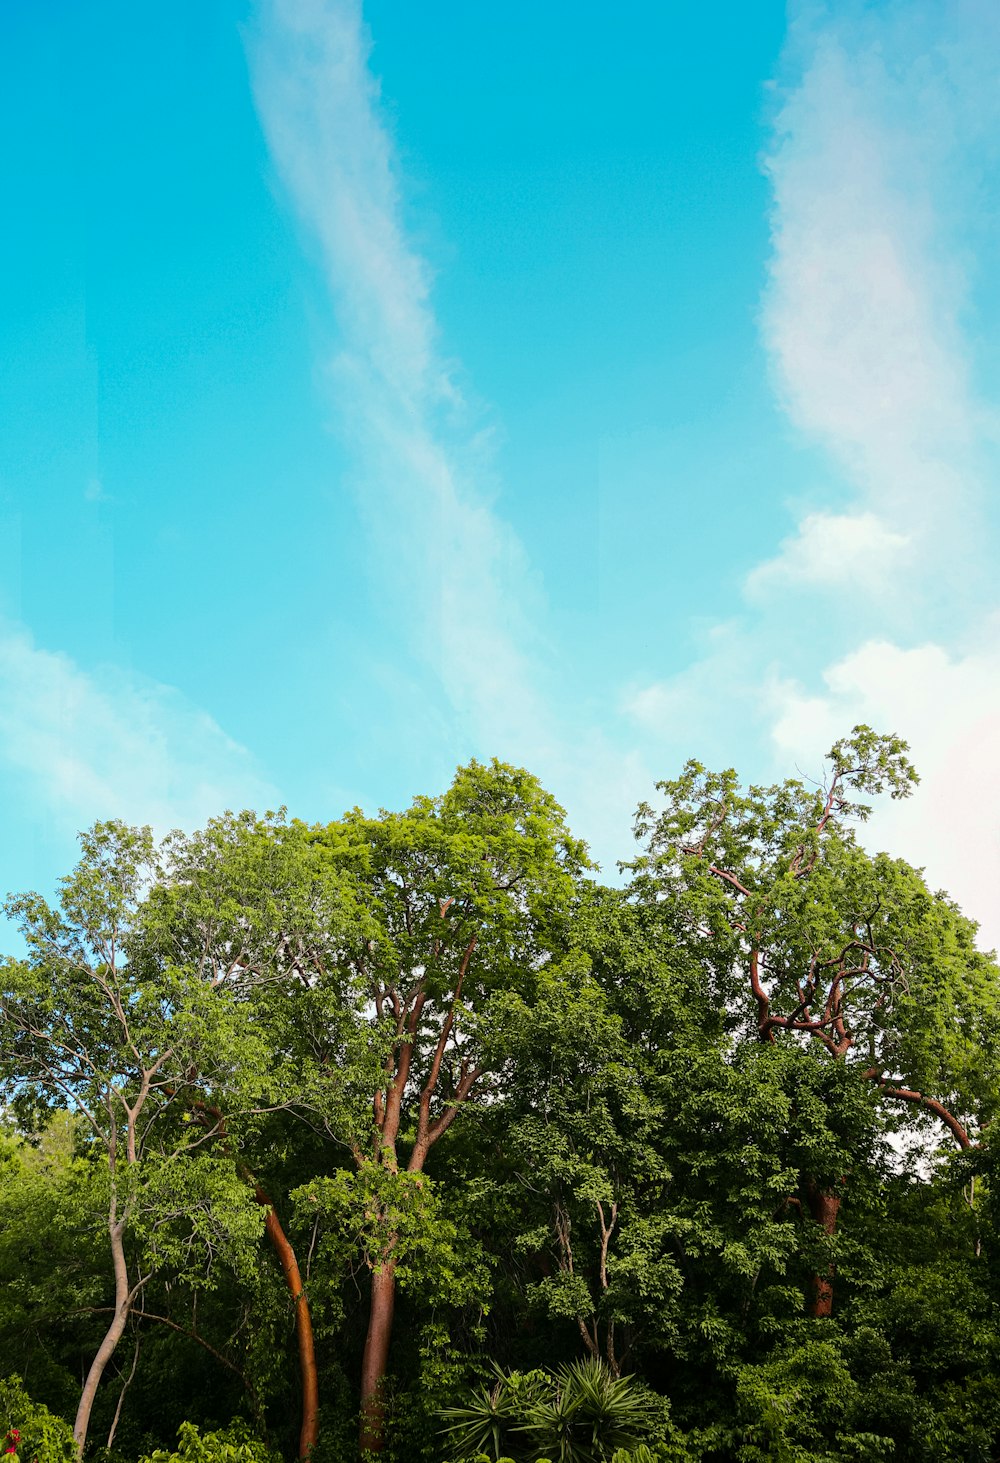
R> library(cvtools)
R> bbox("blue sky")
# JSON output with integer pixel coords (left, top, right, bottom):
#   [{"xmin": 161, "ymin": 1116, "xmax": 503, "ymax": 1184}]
[{"xmin": 2, "ymin": 0, "xmax": 1000, "ymax": 948}]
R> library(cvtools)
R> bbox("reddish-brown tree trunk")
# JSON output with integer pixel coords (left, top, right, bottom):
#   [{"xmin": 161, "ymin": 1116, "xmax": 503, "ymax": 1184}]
[
  {"xmin": 254, "ymin": 1186, "xmax": 318, "ymax": 1459},
  {"xmin": 806, "ymin": 1181, "xmax": 840, "ymax": 1317},
  {"xmin": 358, "ymin": 936, "xmax": 481, "ymax": 1454},
  {"xmin": 177, "ymin": 1099, "xmax": 321, "ymax": 1456},
  {"xmin": 359, "ymin": 1262, "xmax": 397, "ymax": 1455}
]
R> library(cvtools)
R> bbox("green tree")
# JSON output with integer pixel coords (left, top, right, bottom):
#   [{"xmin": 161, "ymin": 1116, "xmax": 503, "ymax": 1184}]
[
  {"xmin": 0, "ymin": 824, "xmax": 266, "ymax": 1457},
  {"xmin": 485, "ymin": 946, "xmax": 680, "ymax": 1377},
  {"xmin": 0, "ymin": 1373, "xmax": 76, "ymax": 1463},
  {"xmin": 308, "ymin": 760, "xmax": 589, "ymax": 1454},
  {"xmin": 628, "ymin": 727, "xmax": 1000, "ymax": 1314},
  {"xmin": 140, "ymin": 809, "xmax": 374, "ymax": 1458}
]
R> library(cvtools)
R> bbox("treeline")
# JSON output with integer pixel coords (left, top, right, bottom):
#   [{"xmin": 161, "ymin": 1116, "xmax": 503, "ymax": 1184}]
[{"xmin": 2, "ymin": 729, "xmax": 1000, "ymax": 1463}]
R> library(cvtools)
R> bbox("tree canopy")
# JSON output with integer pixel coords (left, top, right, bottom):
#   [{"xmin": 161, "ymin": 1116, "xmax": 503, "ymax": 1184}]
[{"xmin": 2, "ymin": 735, "xmax": 999, "ymax": 1463}]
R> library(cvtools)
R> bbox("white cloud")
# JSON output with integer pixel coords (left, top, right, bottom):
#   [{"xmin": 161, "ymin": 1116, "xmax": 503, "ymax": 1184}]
[
  {"xmin": 746, "ymin": 511, "xmax": 909, "ymax": 597},
  {"xmin": 624, "ymin": 618, "xmax": 1000, "ymax": 950},
  {"xmin": 0, "ymin": 621, "xmax": 275, "ymax": 837},
  {"xmin": 769, "ymin": 631, "xmax": 1000, "ymax": 954}
]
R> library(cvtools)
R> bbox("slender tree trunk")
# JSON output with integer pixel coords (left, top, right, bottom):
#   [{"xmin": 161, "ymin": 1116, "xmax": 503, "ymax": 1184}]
[
  {"xmin": 74, "ymin": 1218, "xmax": 132, "ymax": 1459},
  {"xmin": 805, "ymin": 1181, "xmax": 840, "ymax": 1318},
  {"xmin": 359, "ymin": 1262, "xmax": 397, "ymax": 1455},
  {"xmin": 106, "ymin": 1333, "xmax": 141, "ymax": 1450},
  {"xmin": 357, "ymin": 937, "xmax": 481, "ymax": 1455},
  {"xmin": 254, "ymin": 1186, "xmax": 319, "ymax": 1459}
]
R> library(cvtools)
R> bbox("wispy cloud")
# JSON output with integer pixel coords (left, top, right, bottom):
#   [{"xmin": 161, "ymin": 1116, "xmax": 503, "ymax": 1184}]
[
  {"xmin": 759, "ymin": 4, "xmax": 999, "ymax": 595},
  {"xmin": 246, "ymin": 0, "xmax": 650, "ymax": 866},
  {"xmin": 626, "ymin": 1, "xmax": 1000, "ymax": 940},
  {"xmin": 247, "ymin": 0, "xmax": 549, "ymax": 752},
  {"xmin": 0, "ymin": 620, "xmax": 275, "ymax": 838}
]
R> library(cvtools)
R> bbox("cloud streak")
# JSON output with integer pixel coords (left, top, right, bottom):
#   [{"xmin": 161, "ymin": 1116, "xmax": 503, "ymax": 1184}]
[
  {"xmin": 246, "ymin": 0, "xmax": 652, "ymax": 867},
  {"xmin": 247, "ymin": 0, "xmax": 550, "ymax": 752}
]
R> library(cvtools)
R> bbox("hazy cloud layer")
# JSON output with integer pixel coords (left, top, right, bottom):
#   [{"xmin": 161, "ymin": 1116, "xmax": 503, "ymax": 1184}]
[
  {"xmin": 0, "ymin": 621, "xmax": 275, "ymax": 838},
  {"xmin": 760, "ymin": 2, "xmax": 1000, "ymax": 596}
]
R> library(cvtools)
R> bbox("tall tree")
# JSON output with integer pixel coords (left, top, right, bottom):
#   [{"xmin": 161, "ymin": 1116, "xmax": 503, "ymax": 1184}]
[
  {"xmin": 0, "ymin": 824, "xmax": 265, "ymax": 1458},
  {"xmin": 140, "ymin": 809, "xmax": 377, "ymax": 1459},
  {"xmin": 628, "ymin": 727, "xmax": 1000, "ymax": 1315},
  {"xmin": 483, "ymin": 935, "xmax": 683, "ymax": 1379},
  {"xmin": 310, "ymin": 759, "xmax": 589, "ymax": 1454}
]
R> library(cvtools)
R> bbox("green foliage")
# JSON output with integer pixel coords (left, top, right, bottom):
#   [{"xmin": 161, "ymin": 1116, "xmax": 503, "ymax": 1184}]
[
  {"xmin": 135, "ymin": 1421, "xmax": 278, "ymax": 1463},
  {"xmin": 609, "ymin": 1447, "xmax": 695, "ymax": 1463},
  {"xmin": 628, "ymin": 727, "xmax": 999, "ymax": 1146},
  {"xmin": 311, "ymin": 757, "xmax": 591, "ymax": 1084},
  {"xmin": 733, "ymin": 1334, "xmax": 903, "ymax": 1461},
  {"xmin": 438, "ymin": 1366, "xmax": 548, "ymax": 1460},
  {"xmin": 294, "ymin": 1162, "xmax": 489, "ymax": 1305},
  {"xmin": 0, "ymin": 1376, "xmax": 75, "ymax": 1463},
  {"xmin": 1, "ymin": 738, "xmax": 999, "ymax": 1461}
]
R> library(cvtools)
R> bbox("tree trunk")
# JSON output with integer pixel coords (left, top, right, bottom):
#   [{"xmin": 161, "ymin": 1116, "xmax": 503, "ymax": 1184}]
[
  {"xmin": 356, "ymin": 944, "xmax": 480, "ymax": 1456},
  {"xmin": 182, "ymin": 1104, "xmax": 319, "ymax": 1458},
  {"xmin": 254, "ymin": 1186, "xmax": 319, "ymax": 1459},
  {"xmin": 74, "ymin": 1218, "xmax": 132, "ymax": 1459},
  {"xmin": 806, "ymin": 1182, "xmax": 840, "ymax": 1318},
  {"xmin": 359, "ymin": 1262, "xmax": 397, "ymax": 1456}
]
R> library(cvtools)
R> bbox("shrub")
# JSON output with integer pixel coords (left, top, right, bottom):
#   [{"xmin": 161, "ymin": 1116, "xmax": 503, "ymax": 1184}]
[
  {"xmin": 440, "ymin": 1358, "xmax": 663, "ymax": 1462},
  {"xmin": 136, "ymin": 1421, "xmax": 279, "ymax": 1463},
  {"xmin": 0, "ymin": 1376, "xmax": 75, "ymax": 1463}
]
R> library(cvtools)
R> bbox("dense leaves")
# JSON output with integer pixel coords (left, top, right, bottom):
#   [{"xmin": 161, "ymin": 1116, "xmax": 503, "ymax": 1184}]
[{"xmin": 1, "ymin": 735, "xmax": 1000, "ymax": 1462}]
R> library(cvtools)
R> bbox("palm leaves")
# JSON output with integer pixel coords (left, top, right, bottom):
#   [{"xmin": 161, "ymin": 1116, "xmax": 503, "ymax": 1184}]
[
  {"xmin": 438, "ymin": 1365, "xmax": 547, "ymax": 1461},
  {"xmin": 439, "ymin": 1357, "xmax": 661, "ymax": 1462}
]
